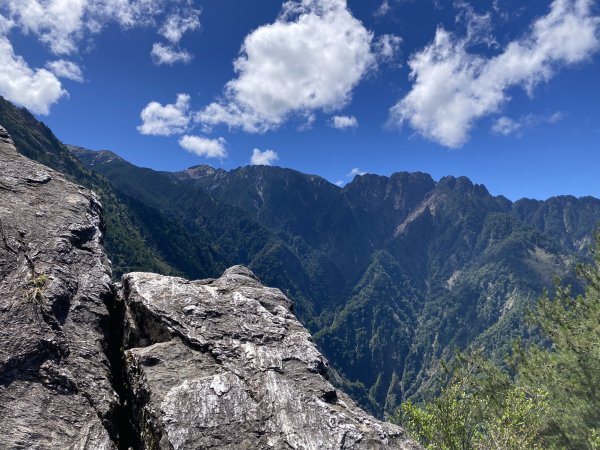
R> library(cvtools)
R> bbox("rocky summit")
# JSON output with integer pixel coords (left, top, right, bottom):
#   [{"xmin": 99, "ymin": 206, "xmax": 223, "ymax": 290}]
[{"xmin": 0, "ymin": 125, "xmax": 418, "ymax": 449}]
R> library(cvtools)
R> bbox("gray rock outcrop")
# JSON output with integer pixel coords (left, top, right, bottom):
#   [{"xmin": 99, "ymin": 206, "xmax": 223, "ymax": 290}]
[
  {"xmin": 0, "ymin": 125, "xmax": 419, "ymax": 449},
  {"xmin": 121, "ymin": 267, "xmax": 419, "ymax": 449},
  {"xmin": 0, "ymin": 126, "xmax": 118, "ymax": 449}
]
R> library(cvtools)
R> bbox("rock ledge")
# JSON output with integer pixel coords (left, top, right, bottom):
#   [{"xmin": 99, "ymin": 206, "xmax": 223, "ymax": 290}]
[{"xmin": 121, "ymin": 267, "xmax": 419, "ymax": 449}]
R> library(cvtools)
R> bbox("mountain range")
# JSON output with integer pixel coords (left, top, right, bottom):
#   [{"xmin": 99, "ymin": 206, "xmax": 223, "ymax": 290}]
[{"xmin": 2, "ymin": 95, "xmax": 600, "ymax": 417}]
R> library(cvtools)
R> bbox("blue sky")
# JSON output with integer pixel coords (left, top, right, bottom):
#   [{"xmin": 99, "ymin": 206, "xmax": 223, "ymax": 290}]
[{"xmin": 1, "ymin": 0, "xmax": 599, "ymax": 200}]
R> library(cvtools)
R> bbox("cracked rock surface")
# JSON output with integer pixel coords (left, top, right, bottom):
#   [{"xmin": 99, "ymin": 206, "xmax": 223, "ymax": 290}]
[
  {"xmin": 0, "ymin": 126, "xmax": 117, "ymax": 449},
  {"xmin": 122, "ymin": 267, "xmax": 419, "ymax": 449}
]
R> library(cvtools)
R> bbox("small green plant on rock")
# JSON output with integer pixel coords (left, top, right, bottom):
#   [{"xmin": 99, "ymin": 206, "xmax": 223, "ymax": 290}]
[{"xmin": 26, "ymin": 273, "xmax": 49, "ymax": 305}]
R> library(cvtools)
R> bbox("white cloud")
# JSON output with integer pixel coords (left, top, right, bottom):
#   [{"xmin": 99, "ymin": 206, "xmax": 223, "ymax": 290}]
[
  {"xmin": 45, "ymin": 59, "xmax": 84, "ymax": 82},
  {"xmin": 85, "ymin": 0, "xmax": 166, "ymax": 30},
  {"xmin": 196, "ymin": 0, "xmax": 375, "ymax": 132},
  {"xmin": 151, "ymin": 8, "xmax": 200, "ymax": 65},
  {"xmin": 250, "ymin": 148, "xmax": 279, "ymax": 166},
  {"xmin": 150, "ymin": 42, "xmax": 193, "ymax": 65},
  {"xmin": 491, "ymin": 111, "xmax": 564, "ymax": 136},
  {"xmin": 374, "ymin": 34, "xmax": 402, "ymax": 63},
  {"xmin": 331, "ymin": 115, "xmax": 359, "ymax": 129},
  {"xmin": 348, "ymin": 167, "xmax": 366, "ymax": 177},
  {"xmin": 3, "ymin": 0, "xmax": 87, "ymax": 55},
  {"xmin": 490, "ymin": 116, "xmax": 521, "ymax": 136},
  {"xmin": 0, "ymin": 13, "xmax": 14, "ymax": 34},
  {"xmin": 455, "ymin": 1, "xmax": 498, "ymax": 48},
  {"xmin": 390, "ymin": 0, "xmax": 600, "ymax": 148},
  {"xmin": 0, "ymin": 0, "xmax": 202, "ymax": 112},
  {"xmin": 335, "ymin": 167, "xmax": 366, "ymax": 186},
  {"xmin": 375, "ymin": 0, "xmax": 391, "ymax": 17},
  {"xmin": 0, "ymin": 36, "xmax": 65, "ymax": 115},
  {"xmin": 0, "ymin": 0, "xmax": 199, "ymax": 56},
  {"xmin": 160, "ymin": 10, "xmax": 200, "ymax": 44},
  {"xmin": 179, "ymin": 135, "xmax": 227, "ymax": 158},
  {"xmin": 137, "ymin": 93, "xmax": 191, "ymax": 136}
]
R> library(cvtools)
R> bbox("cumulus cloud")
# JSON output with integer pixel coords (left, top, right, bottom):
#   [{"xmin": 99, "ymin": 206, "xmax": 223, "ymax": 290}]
[
  {"xmin": 491, "ymin": 111, "xmax": 564, "ymax": 136},
  {"xmin": 331, "ymin": 115, "xmax": 359, "ymax": 129},
  {"xmin": 150, "ymin": 43, "xmax": 193, "ymax": 65},
  {"xmin": 45, "ymin": 59, "xmax": 84, "ymax": 82},
  {"xmin": 179, "ymin": 135, "xmax": 227, "ymax": 158},
  {"xmin": 3, "ymin": 0, "xmax": 87, "ymax": 55},
  {"xmin": 390, "ymin": 0, "xmax": 600, "ymax": 148},
  {"xmin": 196, "ymin": 0, "xmax": 375, "ymax": 133},
  {"xmin": 0, "ymin": 36, "xmax": 65, "ymax": 115},
  {"xmin": 137, "ymin": 93, "xmax": 191, "ymax": 136},
  {"xmin": 250, "ymin": 148, "xmax": 279, "ymax": 166}
]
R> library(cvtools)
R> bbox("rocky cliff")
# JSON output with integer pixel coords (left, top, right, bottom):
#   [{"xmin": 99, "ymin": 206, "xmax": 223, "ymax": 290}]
[
  {"xmin": 0, "ymin": 126, "xmax": 117, "ymax": 448},
  {"xmin": 0, "ymin": 125, "xmax": 417, "ymax": 449}
]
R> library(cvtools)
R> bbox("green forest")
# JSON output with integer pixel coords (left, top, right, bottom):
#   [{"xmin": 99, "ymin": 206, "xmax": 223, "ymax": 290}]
[{"xmin": 394, "ymin": 233, "xmax": 600, "ymax": 449}]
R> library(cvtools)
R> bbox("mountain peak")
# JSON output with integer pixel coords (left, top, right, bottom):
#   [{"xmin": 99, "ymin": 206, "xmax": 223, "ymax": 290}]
[
  {"xmin": 67, "ymin": 145, "xmax": 124, "ymax": 167},
  {"xmin": 437, "ymin": 175, "xmax": 490, "ymax": 197}
]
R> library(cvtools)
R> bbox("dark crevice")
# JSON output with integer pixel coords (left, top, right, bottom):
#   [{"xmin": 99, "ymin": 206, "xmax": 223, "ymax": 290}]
[
  {"xmin": 118, "ymin": 280, "xmax": 175, "ymax": 449},
  {"xmin": 102, "ymin": 283, "xmax": 142, "ymax": 450}
]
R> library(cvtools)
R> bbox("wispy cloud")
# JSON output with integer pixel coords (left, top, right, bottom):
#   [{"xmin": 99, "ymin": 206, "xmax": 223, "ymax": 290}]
[
  {"xmin": 336, "ymin": 167, "xmax": 367, "ymax": 187},
  {"xmin": 374, "ymin": 33, "xmax": 403, "ymax": 64},
  {"xmin": 491, "ymin": 111, "xmax": 564, "ymax": 136},
  {"xmin": 348, "ymin": 167, "xmax": 366, "ymax": 177},
  {"xmin": 151, "ymin": 43, "xmax": 193, "ymax": 65},
  {"xmin": 151, "ymin": 8, "xmax": 200, "ymax": 65},
  {"xmin": 45, "ymin": 59, "xmax": 84, "ymax": 82},
  {"xmin": 2, "ymin": 0, "xmax": 169, "ymax": 56}
]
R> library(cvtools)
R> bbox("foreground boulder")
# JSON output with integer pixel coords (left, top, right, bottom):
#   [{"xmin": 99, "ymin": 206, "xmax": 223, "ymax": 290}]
[
  {"xmin": 0, "ymin": 126, "xmax": 117, "ymax": 448},
  {"xmin": 121, "ymin": 267, "xmax": 419, "ymax": 449}
]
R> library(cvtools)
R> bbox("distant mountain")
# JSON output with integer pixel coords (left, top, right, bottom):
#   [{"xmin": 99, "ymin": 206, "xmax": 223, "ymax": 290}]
[
  {"xmin": 71, "ymin": 153, "xmax": 600, "ymax": 417},
  {"xmin": 2, "ymin": 95, "xmax": 599, "ymax": 418}
]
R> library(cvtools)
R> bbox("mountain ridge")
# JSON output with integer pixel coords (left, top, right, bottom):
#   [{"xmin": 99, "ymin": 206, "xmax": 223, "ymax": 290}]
[
  {"xmin": 2, "ymin": 95, "xmax": 599, "ymax": 418},
  {"xmin": 67, "ymin": 144, "xmax": 598, "ymax": 414}
]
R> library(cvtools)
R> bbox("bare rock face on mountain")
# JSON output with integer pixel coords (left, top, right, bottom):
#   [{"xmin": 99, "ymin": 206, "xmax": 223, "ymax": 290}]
[
  {"xmin": 121, "ymin": 266, "xmax": 418, "ymax": 450},
  {"xmin": 0, "ymin": 126, "xmax": 118, "ymax": 448}
]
